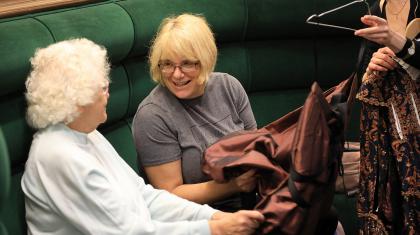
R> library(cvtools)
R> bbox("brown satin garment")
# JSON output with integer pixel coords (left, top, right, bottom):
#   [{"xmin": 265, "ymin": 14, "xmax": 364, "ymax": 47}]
[{"xmin": 203, "ymin": 74, "xmax": 358, "ymax": 234}]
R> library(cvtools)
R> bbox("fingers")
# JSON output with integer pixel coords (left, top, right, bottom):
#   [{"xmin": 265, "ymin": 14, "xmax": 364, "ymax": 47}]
[
  {"xmin": 234, "ymin": 170, "xmax": 257, "ymax": 192},
  {"xmin": 354, "ymin": 26, "xmax": 389, "ymax": 39},
  {"xmin": 238, "ymin": 210, "xmax": 265, "ymax": 222},
  {"xmin": 354, "ymin": 15, "xmax": 392, "ymax": 45},
  {"xmin": 210, "ymin": 210, "xmax": 264, "ymax": 235},
  {"xmin": 236, "ymin": 170, "xmax": 257, "ymax": 184},
  {"xmin": 239, "ymin": 169, "xmax": 256, "ymax": 178},
  {"xmin": 367, "ymin": 47, "xmax": 398, "ymax": 74},
  {"xmin": 355, "ymin": 24, "xmax": 386, "ymax": 35},
  {"xmin": 233, "ymin": 210, "xmax": 265, "ymax": 232},
  {"xmin": 376, "ymin": 50, "xmax": 397, "ymax": 69},
  {"xmin": 360, "ymin": 15, "xmax": 387, "ymax": 26},
  {"xmin": 370, "ymin": 55, "xmax": 393, "ymax": 71},
  {"xmin": 378, "ymin": 47, "xmax": 396, "ymax": 57}
]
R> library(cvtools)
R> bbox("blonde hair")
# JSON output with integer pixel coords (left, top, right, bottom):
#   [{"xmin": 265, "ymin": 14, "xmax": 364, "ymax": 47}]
[
  {"xmin": 149, "ymin": 13, "xmax": 217, "ymax": 86},
  {"xmin": 25, "ymin": 38, "xmax": 110, "ymax": 129}
]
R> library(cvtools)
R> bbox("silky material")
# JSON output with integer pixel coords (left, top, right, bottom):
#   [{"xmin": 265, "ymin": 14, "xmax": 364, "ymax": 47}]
[{"xmin": 203, "ymin": 76, "xmax": 357, "ymax": 234}]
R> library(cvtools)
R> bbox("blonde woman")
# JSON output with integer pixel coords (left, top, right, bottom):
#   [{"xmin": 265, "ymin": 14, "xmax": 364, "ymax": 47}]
[{"xmin": 133, "ymin": 14, "xmax": 257, "ymax": 212}]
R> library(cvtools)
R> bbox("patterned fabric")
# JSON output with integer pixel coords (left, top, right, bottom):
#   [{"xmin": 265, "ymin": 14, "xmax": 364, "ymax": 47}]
[{"xmin": 356, "ymin": 68, "xmax": 420, "ymax": 234}]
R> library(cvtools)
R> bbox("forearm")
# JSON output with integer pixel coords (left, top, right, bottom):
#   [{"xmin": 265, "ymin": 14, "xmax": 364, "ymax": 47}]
[
  {"xmin": 142, "ymin": 183, "xmax": 217, "ymax": 222},
  {"xmin": 171, "ymin": 180, "xmax": 239, "ymax": 205}
]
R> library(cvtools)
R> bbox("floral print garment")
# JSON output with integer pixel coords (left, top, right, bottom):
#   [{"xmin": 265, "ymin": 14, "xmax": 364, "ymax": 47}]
[{"xmin": 356, "ymin": 69, "xmax": 420, "ymax": 234}]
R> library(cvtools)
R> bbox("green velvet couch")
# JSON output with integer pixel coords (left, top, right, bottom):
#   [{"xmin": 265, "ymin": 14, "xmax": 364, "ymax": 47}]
[{"xmin": 0, "ymin": 0, "xmax": 365, "ymax": 234}]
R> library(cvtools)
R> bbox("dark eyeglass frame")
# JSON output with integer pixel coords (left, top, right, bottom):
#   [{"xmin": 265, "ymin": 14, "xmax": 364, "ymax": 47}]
[{"xmin": 158, "ymin": 60, "xmax": 200, "ymax": 74}]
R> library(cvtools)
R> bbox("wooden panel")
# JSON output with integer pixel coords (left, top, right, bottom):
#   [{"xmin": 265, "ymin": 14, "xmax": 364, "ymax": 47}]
[{"xmin": 0, "ymin": 0, "xmax": 98, "ymax": 18}]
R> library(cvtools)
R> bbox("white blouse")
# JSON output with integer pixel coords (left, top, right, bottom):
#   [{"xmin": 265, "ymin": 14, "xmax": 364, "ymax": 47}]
[{"xmin": 21, "ymin": 124, "xmax": 216, "ymax": 235}]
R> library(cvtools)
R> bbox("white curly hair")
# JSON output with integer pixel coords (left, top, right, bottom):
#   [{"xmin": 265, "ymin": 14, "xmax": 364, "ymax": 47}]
[{"xmin": 25, "ymin": 38, "xmax": 110, "ymax": 129}]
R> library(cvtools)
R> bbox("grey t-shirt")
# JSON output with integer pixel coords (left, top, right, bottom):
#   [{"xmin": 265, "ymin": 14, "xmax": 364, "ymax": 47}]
[{"xmin": 132, "ymin": 72, "xmax": 256, "ymax": 210}]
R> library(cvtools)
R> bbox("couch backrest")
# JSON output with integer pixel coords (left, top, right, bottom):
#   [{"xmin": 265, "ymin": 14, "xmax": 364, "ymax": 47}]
[{"xmin": 0, "ymin": 0, "xmax": 367, "ymax": 234}]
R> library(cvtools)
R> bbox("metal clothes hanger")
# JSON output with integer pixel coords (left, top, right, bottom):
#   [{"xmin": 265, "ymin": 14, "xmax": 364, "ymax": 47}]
[{"xmin": 306, "ymin": 0, "xmax": 372, "ymax": 31}]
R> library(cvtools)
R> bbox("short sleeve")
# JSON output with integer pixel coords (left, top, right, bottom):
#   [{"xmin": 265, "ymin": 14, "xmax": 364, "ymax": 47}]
[
  {"xmin": 226, "ymin": 74, "xmax": 257, "ymax": 130},
  {"xmin": 132, "ymin": 104, "xmax": 182, "ymax": 166}
]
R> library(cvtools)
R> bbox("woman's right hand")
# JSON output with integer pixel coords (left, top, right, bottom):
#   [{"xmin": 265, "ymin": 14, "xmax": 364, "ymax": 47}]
[
  {"xmin": 365, "ymin": 47, "xmax": 398, "ymax": 79},
  {"xmin": 209, "ymin": 210, "xmax": 265, "ymax": 235},
  {"xmin": 354, "ymin": 15, "xmax": 406, "ymax": 53}
]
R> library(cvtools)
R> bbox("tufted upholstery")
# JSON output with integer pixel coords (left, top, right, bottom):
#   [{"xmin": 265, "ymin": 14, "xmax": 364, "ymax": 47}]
[
  {"xmin": 0, "ymin": 128, "xmax": 10, "ymax": 235},
  {"xmin": 0, "ymin": 0, "xmax": 367, "ymax": 234}
]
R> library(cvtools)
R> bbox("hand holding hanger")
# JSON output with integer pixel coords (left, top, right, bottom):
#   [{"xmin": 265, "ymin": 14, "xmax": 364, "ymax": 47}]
[
  {"xmin": 358, "ymin": 17, "xmax": 420, "ymax": 81},
  {"xmin": 354, "ymin": 15, "xmax": 407, "ymax": 53}
]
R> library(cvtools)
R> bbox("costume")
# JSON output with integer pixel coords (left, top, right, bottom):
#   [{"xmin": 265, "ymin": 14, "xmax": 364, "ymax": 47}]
[
  {"xmin": 133, "ymin": 72, "xmax": 256, "ymax": 211},
  {"xmin": 356, "ymin": 1, "xmax": 420, "ymax": 234},
  {"xmin": 21, "ymin": 124, "xmax": 216, "ymax": 235}
]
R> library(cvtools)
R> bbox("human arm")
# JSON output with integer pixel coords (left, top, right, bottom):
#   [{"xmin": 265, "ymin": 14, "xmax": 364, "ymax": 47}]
[
  {"xmin": 21, "ymin": 142, "xmax": 214, "ymax": 235},
  {"xmin": 354, "ymin": 15, "xmax": 419, "ymax": 68},
  {"xmin": 133, "ymin": 103, "xmax": 257, "ymax": 205},
  {"xmin": 144, "ymin": 160, "xmax": 257, "ymax": 204},
  {"xmin": 141, "ymin": 180, "xmax": 265, "ymax": 235}
]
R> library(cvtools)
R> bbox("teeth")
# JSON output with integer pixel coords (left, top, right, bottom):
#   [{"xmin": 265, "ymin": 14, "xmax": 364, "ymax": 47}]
[{"xmin": 173, "ymin": 80, "xmax": 189, "ymax": 86}]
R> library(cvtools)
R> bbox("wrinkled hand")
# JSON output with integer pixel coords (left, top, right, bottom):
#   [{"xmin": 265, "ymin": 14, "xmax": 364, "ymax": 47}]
[
  {"xmin": 354, "ymin": 15, "xmax": 405, "ymax": 52},
  {"xmin": 230, "ymin": 169, "xmax": 257, "ymax": 193},
  {"xmin": 365, "ymin": 47, "xmax": 398, "ymax": 79},
  {"xmin": 209, "ymin": 210, "xmax": 265, "ymax": 235}
]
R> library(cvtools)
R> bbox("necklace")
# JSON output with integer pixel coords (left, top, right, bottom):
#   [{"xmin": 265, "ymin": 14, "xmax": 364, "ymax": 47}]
[{"xmin": 387, "ymin": 0, "xmax": 409, "ymax": 18}]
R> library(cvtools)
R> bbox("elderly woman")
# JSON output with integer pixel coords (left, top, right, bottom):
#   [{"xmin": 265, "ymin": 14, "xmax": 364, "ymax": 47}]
[
  {"xmin": 132, "ymin": 14, "xmax": 257, "ymax": 212},
  {"xmin": 22, "ymin": 38, "xmax": 264, "ymax": 235}
]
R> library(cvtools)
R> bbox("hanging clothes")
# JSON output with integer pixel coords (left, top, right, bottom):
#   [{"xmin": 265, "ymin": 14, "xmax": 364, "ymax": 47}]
[{"xmin": 356, "ymin": 0, "xmax": 420, "ymax": 234}]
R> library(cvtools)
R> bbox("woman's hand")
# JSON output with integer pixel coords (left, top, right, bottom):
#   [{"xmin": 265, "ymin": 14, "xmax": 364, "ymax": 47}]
[
  {"xmin": 230, "ymin": 169, "xmax": 257, "ymax": 193},
  {"xmin": 354, "ymin": 15, "xmax": 406, "ymax": 53},
  {"xmin": 209, "ymin": 210, "xmax": 265, "ymax": 235},
  {"xmin": 366, "ymin": 47, "xmax": 398, "ymax": 78}
]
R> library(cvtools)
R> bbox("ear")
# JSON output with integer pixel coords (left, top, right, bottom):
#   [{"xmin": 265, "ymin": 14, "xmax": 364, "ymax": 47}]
[{"xmin": 76, "ymin": 104, "xmax": 86, "ymax": 114}]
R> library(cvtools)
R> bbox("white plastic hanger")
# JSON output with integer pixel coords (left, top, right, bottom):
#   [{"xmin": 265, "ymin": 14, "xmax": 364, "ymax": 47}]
[{"xmin": 306, "ymin": 0, "xmax": 372, "ymax": 31}]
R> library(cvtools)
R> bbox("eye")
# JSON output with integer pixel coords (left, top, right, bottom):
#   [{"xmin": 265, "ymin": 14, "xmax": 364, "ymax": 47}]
[
  {"xmin": 182, "ymin": 60, "xmax": 197, "ymax": 68},
  {"xmin": 159, "ymin": 60, "xmax": 174, "ymax": 67},
  {"xmin": 102, "ymin": 83, "xmax": 109, "ymax": 93}
]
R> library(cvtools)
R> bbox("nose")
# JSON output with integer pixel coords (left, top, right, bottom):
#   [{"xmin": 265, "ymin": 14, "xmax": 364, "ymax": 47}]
[{"xmin": 172, "ymin": 66, "xmax": 184, "ymax": 79}]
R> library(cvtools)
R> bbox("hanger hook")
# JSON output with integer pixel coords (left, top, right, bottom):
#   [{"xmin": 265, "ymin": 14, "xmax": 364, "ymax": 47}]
[{"xmin": 306, "ymin": 0, "xmax": 371, "ymax": 31}]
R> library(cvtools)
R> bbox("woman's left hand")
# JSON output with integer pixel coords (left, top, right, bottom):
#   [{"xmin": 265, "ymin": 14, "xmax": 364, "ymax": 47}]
[
  {"xmin": 365, "ymin": 47, "xmax": 398, "ymax": 80},
  {"xmin": 368, "ymin": 47, "xmax": 398, "ymax": 72},
  {"xmin": 231, "ymin": 169, "xmax": 257, "ymax": 193}
]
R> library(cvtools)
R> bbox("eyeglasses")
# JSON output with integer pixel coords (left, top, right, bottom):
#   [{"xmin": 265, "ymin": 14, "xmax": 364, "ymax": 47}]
[{"xmin": 158, "ymin": 60, "xmax": 200, "ymax": 74}]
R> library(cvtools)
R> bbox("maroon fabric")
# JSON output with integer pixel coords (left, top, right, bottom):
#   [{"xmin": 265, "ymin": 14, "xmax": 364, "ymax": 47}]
[{"xmin": 203, "ymin": 74, "xmax": 357, "ymax": 234}]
